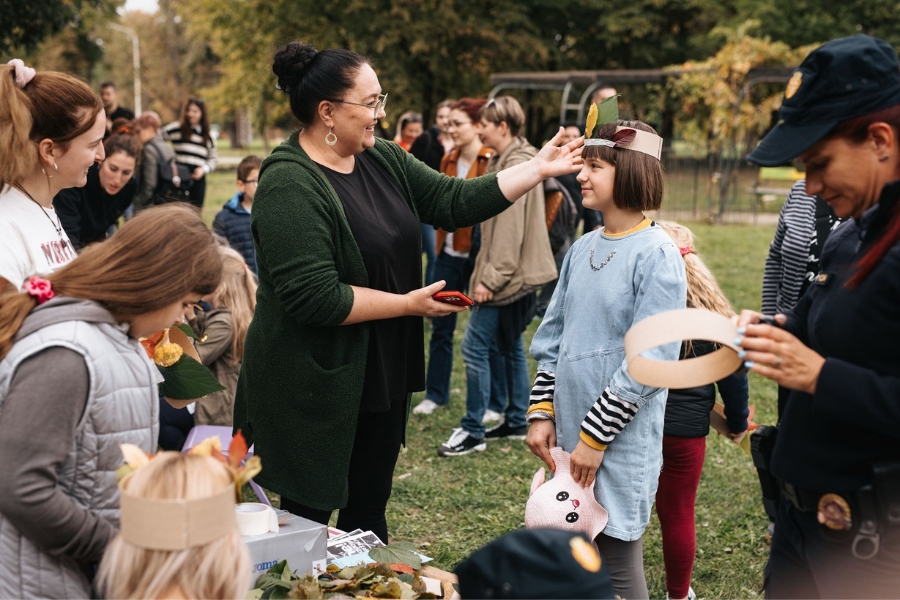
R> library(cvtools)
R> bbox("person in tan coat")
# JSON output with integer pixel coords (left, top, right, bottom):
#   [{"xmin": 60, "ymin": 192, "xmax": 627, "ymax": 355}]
[{"xmin": 439, "ymin": 96, "xmax": 557, "ymax": 456}]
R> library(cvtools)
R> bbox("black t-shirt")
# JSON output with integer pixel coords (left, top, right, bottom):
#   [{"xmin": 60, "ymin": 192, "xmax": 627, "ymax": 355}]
[{"xmin": 319, "ymin": 152, "xmax": 424, "ymax": 412}]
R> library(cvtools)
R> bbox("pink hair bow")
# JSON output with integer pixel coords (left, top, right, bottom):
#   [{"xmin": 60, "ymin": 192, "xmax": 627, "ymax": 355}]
[
  {"xmin": 23, "ymin": 276, "xmax": 55, "ymax": 304},
  {"xmin": 7, "ymin": 59, "xmax": 36, "ymax": 89},
  {"xmin": 680, "ymin": 246, "xmax": 694, "ymax": 257}
]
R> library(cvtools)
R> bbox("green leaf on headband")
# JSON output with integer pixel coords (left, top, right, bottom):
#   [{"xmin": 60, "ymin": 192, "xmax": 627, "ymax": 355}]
[
  {"xmin": 597, "ymin": 95, "xmax": 619, "ymax": 129},
  {"xmin": 157, "ymin": 354, "xmax": 226, "ymax": 400}
]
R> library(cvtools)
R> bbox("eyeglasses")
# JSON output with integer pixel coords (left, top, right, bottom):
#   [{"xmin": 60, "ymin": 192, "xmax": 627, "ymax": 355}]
[{"xmin": 331, "ymin": 93, "xmax": 388, "ymax": 118}]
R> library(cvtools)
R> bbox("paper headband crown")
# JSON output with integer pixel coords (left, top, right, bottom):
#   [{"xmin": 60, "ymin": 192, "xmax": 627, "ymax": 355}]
[
  {"xmin": 583, "ymin": 96, "xmax": 663, "ymax": 161},
  {"xmin": 624, "ymin": 308, "xmax": 743, "ymax": 388},
  {"xmin": 119, "ymin": 474, "xmax": 237, "ymax": 551},
  {"xmin": 115, "ymin": 435, "xmax": 259, "ymax": 551}
]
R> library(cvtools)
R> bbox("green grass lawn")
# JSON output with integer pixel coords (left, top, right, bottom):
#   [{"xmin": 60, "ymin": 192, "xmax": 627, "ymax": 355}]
[{"xmin": 219, "ymin": 164, "xmax": 779, "ymax": 598}]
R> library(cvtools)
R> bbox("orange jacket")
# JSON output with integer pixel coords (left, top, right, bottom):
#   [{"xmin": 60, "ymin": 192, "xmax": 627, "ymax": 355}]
[{"xmin": 435, "ymin": 145, "xmax": 494, "ymax": 254}]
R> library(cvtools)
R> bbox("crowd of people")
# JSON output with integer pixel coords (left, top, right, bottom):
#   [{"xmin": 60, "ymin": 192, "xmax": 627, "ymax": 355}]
[{"xmin": 1, "ymin": 30, "xmax": 899, "ymax": 599}]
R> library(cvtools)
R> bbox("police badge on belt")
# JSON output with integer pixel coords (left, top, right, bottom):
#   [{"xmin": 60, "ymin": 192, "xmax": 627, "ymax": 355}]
[{"xmin": 818, "ymin": 494, "xmax": 853, "ymax": 531}]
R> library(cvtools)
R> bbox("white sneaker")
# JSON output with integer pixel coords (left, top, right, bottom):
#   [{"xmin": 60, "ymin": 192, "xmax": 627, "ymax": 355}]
[
  {"xmin": 482, "ymin": 409, "xmax": 502, "ymax": 424},
  {"xmin": 412, "ymin": 399, "xmax": 442, "ymax": 415},
  {"xmin": 667, "ymin": 587, "xmax": 696, "ymax": 600}
]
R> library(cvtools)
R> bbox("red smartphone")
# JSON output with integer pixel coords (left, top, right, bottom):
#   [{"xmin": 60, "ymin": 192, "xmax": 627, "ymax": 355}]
[{"xmin": 431, "ymin": 291, "xmax": 474, "ymax": 306}]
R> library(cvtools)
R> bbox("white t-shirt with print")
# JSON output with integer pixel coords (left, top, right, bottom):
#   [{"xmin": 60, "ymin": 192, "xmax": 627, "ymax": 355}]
[{"xmin": 0, "ymin": 185, "xmax": 77, "ymax": 290}]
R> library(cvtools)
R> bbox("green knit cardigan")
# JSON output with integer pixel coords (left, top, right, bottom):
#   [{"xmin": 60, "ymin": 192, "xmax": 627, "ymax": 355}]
[{"xmin": 233, "ymin": 133, "xmax": 511, "ymax": 509}]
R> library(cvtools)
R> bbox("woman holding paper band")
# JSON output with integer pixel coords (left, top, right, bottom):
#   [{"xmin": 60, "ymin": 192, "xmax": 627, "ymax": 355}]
[
  {"xmin": 737, "ymin": 35, "xmax": 900, "ymax": 597},
  {"xmin": 233, "ymin": 41, "xmax": 583, "ymax": 545},
  {"xmin": 526, "ymin": 98, "xmax": 686, "ymax": 599}
]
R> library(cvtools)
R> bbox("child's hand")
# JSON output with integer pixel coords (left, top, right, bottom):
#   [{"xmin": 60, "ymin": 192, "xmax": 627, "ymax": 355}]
[
  {"xmin": 570, "ymin": 440, "xmax": 604, "ymax": 488},
  {"xmin": 727, "ymin": 430, "xmax": 748, "ymax": 445},
  {"xmin": 526, "ymin": 419, "xmax": 557, "ymax": 472}
]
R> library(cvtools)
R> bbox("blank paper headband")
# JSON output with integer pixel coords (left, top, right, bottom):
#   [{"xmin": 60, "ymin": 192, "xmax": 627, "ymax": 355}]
[
  {"xmin": 624, "ymin": 308, "xmax": 742, "ymax": 388},
  {"xmin": 119, "ymin": 473, "xmax": 237, "ymax": 550},
  {"xmin": 583, "ymin": 95, "xmax": 663, "ymax": 161}
]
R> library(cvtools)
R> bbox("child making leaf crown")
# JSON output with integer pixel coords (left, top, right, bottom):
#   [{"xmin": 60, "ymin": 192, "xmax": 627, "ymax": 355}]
[
  {"xmin": 526, "ymin": 97, "xmax": 687, "ymax": 600},
  {"xmin": 189, "ymin": 245, "xmax": 258, "ymax": 427},
  {"xmin": 654, "ymin": 221, "xmax": 749, "ymax": 600}
]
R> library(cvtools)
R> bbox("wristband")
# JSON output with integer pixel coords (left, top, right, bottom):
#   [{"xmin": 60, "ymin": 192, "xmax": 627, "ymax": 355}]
[{"xmin": 624, "ymin": 308, "xmax": 742, "ymax": 388}]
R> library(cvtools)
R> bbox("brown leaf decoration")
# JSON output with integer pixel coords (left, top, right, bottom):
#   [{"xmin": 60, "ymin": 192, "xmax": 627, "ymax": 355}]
[{"xmin": 612, "ymin": 128, "xmax": 636, "ymax": 145}]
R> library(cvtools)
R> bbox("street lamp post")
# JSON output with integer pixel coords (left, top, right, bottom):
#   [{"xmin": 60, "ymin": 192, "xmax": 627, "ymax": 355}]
[{"xmin": 107, "ymin": 23, "xmax": 141, "ymax": 116}]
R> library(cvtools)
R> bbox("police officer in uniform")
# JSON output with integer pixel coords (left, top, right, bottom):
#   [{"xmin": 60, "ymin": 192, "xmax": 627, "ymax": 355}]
[{"xmin": 737, "ymin": 35, "xmax": 900, "ymax": 598}]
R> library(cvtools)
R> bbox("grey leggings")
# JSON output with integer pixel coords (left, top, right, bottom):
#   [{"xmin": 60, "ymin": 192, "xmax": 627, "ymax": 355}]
[{"xmin": 595, "ymin": 533, "xmax": 649, "ymax": 599}]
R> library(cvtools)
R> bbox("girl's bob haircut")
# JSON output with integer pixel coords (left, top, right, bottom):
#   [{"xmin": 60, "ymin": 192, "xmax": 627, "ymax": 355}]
[{"xmin": 583, "ymin": 120, "xmax": 664, "ymax": 212}]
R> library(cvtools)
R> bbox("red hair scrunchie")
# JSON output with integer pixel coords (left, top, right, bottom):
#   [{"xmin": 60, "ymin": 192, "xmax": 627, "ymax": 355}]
[{"xmin": 23, "ymin": 276, "xmax": 55, "ymax": 304}]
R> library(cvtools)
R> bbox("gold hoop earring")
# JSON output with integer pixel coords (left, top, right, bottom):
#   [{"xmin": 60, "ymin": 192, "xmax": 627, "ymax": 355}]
[
  {"xmin": 325, "ymin": 128, "xmax": 338, "ymax": 146},
  {"xmin": 41, "ymin": 163, "xmax": 58, "ymax": 178}
]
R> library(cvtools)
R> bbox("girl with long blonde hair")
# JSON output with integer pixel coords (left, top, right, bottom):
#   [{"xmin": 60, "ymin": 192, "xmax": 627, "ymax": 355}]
[
  {"xmin": 654, "ymin": 220, "xmax": 749, "ymax": 600},
  {"xmin": 96, "ymin": 452, "xmax": 251, "ymax": 599},
  {"xmin": 0, "ymin": 203, "xmax": 221, "ymax": 598},
  {"xmin": 189, "ymin": 245, "xmax": 258, "ymax": 426}
]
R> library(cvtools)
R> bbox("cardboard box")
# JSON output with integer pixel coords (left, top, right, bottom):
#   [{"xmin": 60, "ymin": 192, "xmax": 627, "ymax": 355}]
[{"xmin": 243, "ymin": 509, "xmax": 327, "ymax": 582}]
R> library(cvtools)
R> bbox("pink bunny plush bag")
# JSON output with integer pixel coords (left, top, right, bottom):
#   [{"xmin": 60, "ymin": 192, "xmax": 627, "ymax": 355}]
[{"xmin": 525, "ymin": 446, "xmax": 609, "ymax": 539}]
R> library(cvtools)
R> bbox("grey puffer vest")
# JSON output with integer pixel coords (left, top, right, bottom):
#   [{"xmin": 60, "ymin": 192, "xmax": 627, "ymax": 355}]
[{"xmin": 0, "ymin": 298, "xmax": 160, "ymax": 599}]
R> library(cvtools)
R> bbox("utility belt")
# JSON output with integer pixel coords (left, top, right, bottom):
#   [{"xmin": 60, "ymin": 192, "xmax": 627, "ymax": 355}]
[{"xmin": 750, "ymin": 425, "xmax": 900, "ymax": 560}]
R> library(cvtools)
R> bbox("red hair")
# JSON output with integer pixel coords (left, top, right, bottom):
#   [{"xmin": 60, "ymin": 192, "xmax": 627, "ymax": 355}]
[
  {"xmin": 450, "ymin": 98, "xmax": 488, "ymax": 123},
  {"xmin": 827, "ymin": 105, "xmax": 900, "ymax": 288}
]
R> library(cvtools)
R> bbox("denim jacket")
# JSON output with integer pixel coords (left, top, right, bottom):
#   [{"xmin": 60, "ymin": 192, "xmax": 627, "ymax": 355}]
[{"xmin": 531, "ymin": 223, "xmax": 686, "ymax": 540}]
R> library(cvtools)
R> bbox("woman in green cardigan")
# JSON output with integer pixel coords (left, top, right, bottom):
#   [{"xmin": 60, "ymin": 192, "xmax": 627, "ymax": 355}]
[{"xmin": 233, "ymin": 41, "xmax": 583, "ymax": 543}]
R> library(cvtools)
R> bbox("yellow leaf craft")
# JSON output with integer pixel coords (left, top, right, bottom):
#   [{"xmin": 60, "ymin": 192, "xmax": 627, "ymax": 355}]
[
  {"xmin": 585, "ymin": 103, "xmax": 599, "ymax": 139},
  {"xmin": 154, "ymin": 342, "xmax": 183, "ymax": 367},
  {"xmin": 188, "ymin": 435, "xmax": 222, "ymax": 457}
]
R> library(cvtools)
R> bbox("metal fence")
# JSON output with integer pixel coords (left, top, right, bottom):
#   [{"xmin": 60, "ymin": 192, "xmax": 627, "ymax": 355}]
[{"xmin": 655, "ymin": 149, "xmax": 784, "ymax": 224}]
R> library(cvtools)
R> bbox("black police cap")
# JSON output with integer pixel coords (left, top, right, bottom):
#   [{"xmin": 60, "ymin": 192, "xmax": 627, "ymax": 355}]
[
  {"xmin": 454, "ymin": 528, "xmax": 614, "ymax": 599},
  {"xmin": 748, "ymin": 35, "xmax": 900, "ymax": 166}
]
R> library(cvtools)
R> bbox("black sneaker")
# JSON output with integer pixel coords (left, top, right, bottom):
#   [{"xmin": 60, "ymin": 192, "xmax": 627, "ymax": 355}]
[
  {"xmin": 485, "ymin": 421, "xmax": 528, "ymax": 440},
  {"xmin": 438, "ymin": 428, "xmax": 486, "ymax": 457}
]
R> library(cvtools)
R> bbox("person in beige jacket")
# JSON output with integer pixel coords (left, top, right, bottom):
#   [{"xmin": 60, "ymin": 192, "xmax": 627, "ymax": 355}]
[{"xmin": 439, "ymin": 96, "xmax": 557, "ymax": 457}]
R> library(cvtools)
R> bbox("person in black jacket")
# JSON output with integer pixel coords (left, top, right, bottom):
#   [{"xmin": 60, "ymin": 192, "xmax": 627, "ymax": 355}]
[
  {"xmin": 738, "ymin": 35, "xmax": 900, "ymax": 597},
  {"xmin": 54, "ymin": 128, "xmax": 141, "ymax": 250},
  {"xmin": 655, "ymin": 221, "xmax": 749, "ymax": 600},
  {"xmin": 213, "ymin": 155, "xmax": 261, "ymax": 274}
]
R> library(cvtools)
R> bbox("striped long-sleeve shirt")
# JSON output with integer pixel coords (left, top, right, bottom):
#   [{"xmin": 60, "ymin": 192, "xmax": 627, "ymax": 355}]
[
  {"xmin": 526, "ymin": 370, "xmax": 638, "ymax": 450},
  {"xmin": 761, "ymin": 180, "xmax": 840, "ymax": 315},
  {"xmin": 162, "ymin": 122, "xmax": 217, "ymax": 173}
]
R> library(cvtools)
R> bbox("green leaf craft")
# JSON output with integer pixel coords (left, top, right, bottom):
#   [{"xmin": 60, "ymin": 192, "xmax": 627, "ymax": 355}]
[
  {"xmin": 157, "ymin": 353, "xmax": 226, "ymax": 400},
  {"xmin": 369, "ymin": 542, "xmax": 423, "ymax": 570},
  {"xmin": 596, "ymin": 94, "xmax": 619, "ymax": 129}
]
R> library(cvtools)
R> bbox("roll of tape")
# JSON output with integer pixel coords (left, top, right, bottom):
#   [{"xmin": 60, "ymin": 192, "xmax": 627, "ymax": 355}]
[{"xmin": 235, "ymin": 503, "xmax": 279, "ymax": 536}]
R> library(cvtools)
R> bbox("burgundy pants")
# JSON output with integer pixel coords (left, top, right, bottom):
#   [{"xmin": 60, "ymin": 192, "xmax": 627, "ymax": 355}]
[{"xmin": 656, "ymin": 435, "xmax": 706, "ymax": 599}]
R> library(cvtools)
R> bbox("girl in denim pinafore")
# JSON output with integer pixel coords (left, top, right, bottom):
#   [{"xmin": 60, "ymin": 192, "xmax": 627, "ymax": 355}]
[{"xmin": 526, "ymin": 113, "xmax": 686, "ymax": 599}]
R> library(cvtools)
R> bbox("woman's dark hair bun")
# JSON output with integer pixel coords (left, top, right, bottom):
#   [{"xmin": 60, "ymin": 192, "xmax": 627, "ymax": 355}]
[{"xmin": 273, "ymin": 41, "xmax": 318, "ymax": 93}]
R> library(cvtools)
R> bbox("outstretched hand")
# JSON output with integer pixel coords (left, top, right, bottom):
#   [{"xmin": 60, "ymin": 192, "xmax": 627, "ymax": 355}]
[{"xmin": 535, "ymin": 127, "xmax": 584, "ymax": 179}]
